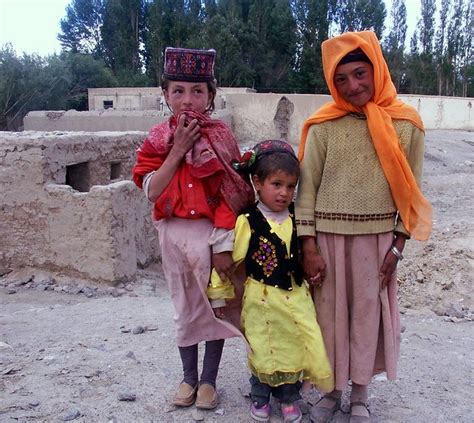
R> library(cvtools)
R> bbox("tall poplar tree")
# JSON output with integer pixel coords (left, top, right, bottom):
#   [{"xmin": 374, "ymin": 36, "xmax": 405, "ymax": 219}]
[
  {"xmin": 101, "ymin": 0, "xmax": 145, "ymax": 84},
  {"xmin": 58, "ymin": 0, "xmax": 105, "ymax": 57},
  {"xmin": 406, "ymin": 29, "xmax": 421, "ymax": 93},
  {"xmin": 414, "ymin": 0, "xmax": 437, "ymax": 93},
  {"xmin": 384, "ymin": 0, "xmax": 407, "ymax": 91},
  {"xmin": 446, "ymin": 0, "xmax": 465, "ymax": 95},
  {"xmin": 201, "ymin": 1, "xmax": 254, "ymax": 86},
  {"xmin": 290, "ymin": 0, "xmax": 335, "ymax": 93},
  {"xmin": 459, "ymin": 0, "xmax": 473, "ymax": 96},
  {"xmin": 335, "ymin": 0, "xmax": 386, "ymax": 39},
  {"xmin": 247, "ymin": 0, "xmax": 297, "ymax": 91},
  {"xmin": 142, "ymin": 0, "xmax": 166, "ymax": 86},
  {"xmin": 143, "ymin": 0, "xmax": 205, "ymax": 86},
  {"xmin": 419, "ymin": 0, "xmax": 436, "ymax": 55},
  {"xmin": 434, "ymin": 0, "xmax": 451, "ymax": 95}
]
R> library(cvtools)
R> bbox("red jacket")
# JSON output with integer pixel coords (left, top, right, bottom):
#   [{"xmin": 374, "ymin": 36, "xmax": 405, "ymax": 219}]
[{"xmin": 133, "ymin": 112, "xmax": 254, "ymax": 229}]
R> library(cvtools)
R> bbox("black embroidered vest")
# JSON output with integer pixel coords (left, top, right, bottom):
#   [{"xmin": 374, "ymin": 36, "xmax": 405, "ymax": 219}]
[{"xmin": 244, "ymin": 203, "xmax": 303, "ymax": 291}]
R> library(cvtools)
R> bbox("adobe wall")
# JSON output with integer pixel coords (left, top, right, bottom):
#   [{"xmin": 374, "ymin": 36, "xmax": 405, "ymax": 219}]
[
  {"xmin": 9, "ymin": 92, "xmax": 474, "ymax": 284},
  {"xmin": 0, "ymin": 131, "xmax": 158, "ymax": 284},
  {"xmin": 222, "ymin": 93, "xmax": 332, "ymax": 147},
  {"xmin": 88, "ymin": 87, "xmax": 162, "ymax": 111},
  {"xmin": 24, "ymin": 95, "xmax": 473, "ymax": 146},
  {"xmin": 24, "ymin": 108, "xmax": 231, "ymax": 133},
  {"xmin": 87, "ymin": 87, "xmax": 228, "ymax": 111},
  {"xmin": 24, "ymin": 110, "xmax": 169, "ymax": 132},
  {"xmin": 401, "ymin": 95, "xmax": 473, "ymax": 130},
  {"xmin": 223, "ymin": 93, "xmax": 474, "ymax": 147}
]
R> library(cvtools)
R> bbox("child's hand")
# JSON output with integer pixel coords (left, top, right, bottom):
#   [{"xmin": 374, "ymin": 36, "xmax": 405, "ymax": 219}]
[
  {"xmin": 171, "ymin": 114, "xmax": 201, "ymax": 157},
  {"xmin": 213, "ymin": 306, "xmax": 226, "ymax": 319},
  {"xmin": 379, "ymin": 252, "xmax": 398, "ymax": 290},
  {"xmin": 212, "ymin": 251, "xmax": 234, "ymax": 281},
  {"xmin": 301, "ymin": 238, "xmax": 326, "ymax": 286}
]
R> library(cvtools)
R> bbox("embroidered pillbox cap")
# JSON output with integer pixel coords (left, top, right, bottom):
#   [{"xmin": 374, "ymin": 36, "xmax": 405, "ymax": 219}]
[
  {"xmin": 254, "ymin": 139, "xmax": 297, "ymax": 159},
  {"xmin": 163, "ymin": 47, "xmax": 216, "ymax": 82},
  {"xmin": 232, "ymin": 139, "xmax": 297, "ymax": 172}
]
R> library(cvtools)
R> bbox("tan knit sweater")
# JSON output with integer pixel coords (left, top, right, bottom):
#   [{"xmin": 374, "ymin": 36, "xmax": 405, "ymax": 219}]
[{"xmin": 295, "ymin": 114, "xmax": 425, "ymax": 237}]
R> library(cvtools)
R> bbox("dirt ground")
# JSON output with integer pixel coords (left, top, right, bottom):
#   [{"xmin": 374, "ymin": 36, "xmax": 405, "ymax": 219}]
[{"xmin": 1, "ymin": 129, "xmax": 473, "ymax": 422}]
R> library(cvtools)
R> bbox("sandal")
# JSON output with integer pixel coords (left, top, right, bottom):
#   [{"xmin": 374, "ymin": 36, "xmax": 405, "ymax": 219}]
[
  {"xmin": 350, "ymin": 401, "xmax": 370, "ymax": 422},
  {"xmin": 309, "ymin": 395, "xmax": 341, "ymax": 423}
]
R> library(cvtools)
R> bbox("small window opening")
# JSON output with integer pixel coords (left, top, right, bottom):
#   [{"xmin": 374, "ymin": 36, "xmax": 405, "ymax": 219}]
[
  {"xmin": 103, "ymin": 100, "xmax": 113, "ymax": 109},
  {"xmin": 110, "ymin": 162, "xmax": 122, "ymax": 180},
  {"xmin": 66, "ymin": 162, "xmax": 90, "ymax": 192}
]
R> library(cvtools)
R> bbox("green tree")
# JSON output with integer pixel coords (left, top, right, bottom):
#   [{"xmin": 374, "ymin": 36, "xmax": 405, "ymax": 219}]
[
  {"xmin": 406, "ymin": 29, "xmax": 421, "ymax": 93},
  {"xmin": 247, "ymin": 0, "xmax": 297, "ymax": 91},
  {"xmin": 142, "ymin": 0, "xmax": 167, "ymax": 86},
  {"xmin": 459, "ymin": 0, "xmax": 473, "ymax": 96},
  {"xmin": 335, "ymin": 0, "xmax": 386, "ymax": 39},
  {"xmin": 58, "ymin": 0, "xmax": 105, "ymax": 57},
  {"xmin": 0, "ymin": 46, "xmax": 37, "ymax": 130},
  {"xmin": 203, "ymin": 0, "xmax": 218, "ymax": 18},
  {"xmin": 0, "ymin": 45, "xmax": 117, "ymax": 130},
  {"xmin": 143, "ymin": 0, "xmax": 208, "ymax": 86},
  {"xmin": 202, "ymin": 14, "xmax": 254, "ymax": 86},
  {"xmin": 410, "ymin": 0, "xmax": 437, "ymax": 93},
  {"xmin": 419, "ymin": 0, "xmax": 436, "ymax": 55},
  {"xmin": 434, "ymin": 0, "xmax": 451, "ymax": 95},
  {"xmin": 199, "ymin": 0, "xmax": 257, "ymax": 87},
  {"xmin": 447, "ymin": 0, "xmax": 467, "ymax": 95},
  {"xmin": 384, "ymin": 0, "xmax": 407, "ymax": 91},
  {"xmin": 61, "ymin": 52, "xmax": 118, "ymax": 110},
  {"xmin": 290, "ymin": 0, "xmax": 335, "ymax": 93},
  {"xmin": 101, "ymin": 0, "xmax": 145, "ymax": 84}
]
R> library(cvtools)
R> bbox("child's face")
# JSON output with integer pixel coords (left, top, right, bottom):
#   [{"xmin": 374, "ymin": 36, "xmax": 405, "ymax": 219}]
[
  {"xmin": 334, "ymin": 61, "xmax": 375, "ymax": 107},
  {"xmin": 252, "ymin": 170, "xmax": 298, "ymax": 213},
  {"xmin": 163, "ymin": 81, "xmax": 211, "ymax": 115}
]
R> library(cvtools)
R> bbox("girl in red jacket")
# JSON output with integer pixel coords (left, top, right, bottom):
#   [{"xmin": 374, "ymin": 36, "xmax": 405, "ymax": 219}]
[{"xmin": 133, "ymin": 47, "xmax": 253, "ymax": 410}]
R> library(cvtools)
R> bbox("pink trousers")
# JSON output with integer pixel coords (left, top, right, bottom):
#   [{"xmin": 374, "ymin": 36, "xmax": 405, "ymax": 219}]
[{"xmin": 314, "ymin": 232, "xmax": 400, "ymax": 389}]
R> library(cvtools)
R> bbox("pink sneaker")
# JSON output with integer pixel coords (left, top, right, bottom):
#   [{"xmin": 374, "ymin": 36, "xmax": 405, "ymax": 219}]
[
  {"xmin": 281, "ymin": 402, "xmax": 302, "ymax": 423},
  {"xmin": 250, "ymin": 402, "xmax": 271, "ymax": 421}
]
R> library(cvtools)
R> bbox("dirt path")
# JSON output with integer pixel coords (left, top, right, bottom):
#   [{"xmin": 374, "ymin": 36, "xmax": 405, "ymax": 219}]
[
  {"xmin": 1, "ymin": 130, "xmax": 473, "ymax": 422},
  {"xmin": 1, "ymin": 287, "xmax": 473, "ymax": 422}
]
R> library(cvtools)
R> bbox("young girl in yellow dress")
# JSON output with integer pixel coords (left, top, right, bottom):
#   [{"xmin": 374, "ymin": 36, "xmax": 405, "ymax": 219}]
[{"xmin": 208, "ymin": 140, "xmax": 334, "ymax": 422}]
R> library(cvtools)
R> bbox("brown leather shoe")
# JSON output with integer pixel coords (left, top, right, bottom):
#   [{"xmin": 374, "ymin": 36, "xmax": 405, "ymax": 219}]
[
  {"xmin": 172, "ymin": 382, "xmax": 197, "ymax": 407},
  {"xmin": 195, "ymin": 383, "xmax": 218, "ymax": 409}
]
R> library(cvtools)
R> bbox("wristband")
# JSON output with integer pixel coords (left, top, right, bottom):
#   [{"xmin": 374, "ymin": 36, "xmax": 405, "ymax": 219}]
[{"xmin": 390, "ymin": 245, "xmax": 404, "ymax": 261}]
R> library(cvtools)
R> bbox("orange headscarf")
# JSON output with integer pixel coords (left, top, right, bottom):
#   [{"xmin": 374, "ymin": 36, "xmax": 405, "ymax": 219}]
[{"xmin": 298, "ymin": 31, "xmax": 432, "ymax": 241}]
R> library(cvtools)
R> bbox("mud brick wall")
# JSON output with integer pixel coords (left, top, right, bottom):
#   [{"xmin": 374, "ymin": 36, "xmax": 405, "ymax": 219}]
[{"xmin": 0, "ymin": 131, "xmax": 158, "ymax": 283}]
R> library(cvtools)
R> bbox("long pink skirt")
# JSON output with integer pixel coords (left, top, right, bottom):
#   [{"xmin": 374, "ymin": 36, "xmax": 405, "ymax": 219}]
[
  {"xmin": 314, "ymin": 232, "xmax": 400, "ymax": 389},
  {"xmin": 156, "ymin": 218, "xmax": 241, "ymax": 347}
]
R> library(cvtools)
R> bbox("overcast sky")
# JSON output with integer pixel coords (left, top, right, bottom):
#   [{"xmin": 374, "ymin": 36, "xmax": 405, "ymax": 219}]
[{"xmin": 0, "ymin": 0, "xmax": 425, "ymax": 57}]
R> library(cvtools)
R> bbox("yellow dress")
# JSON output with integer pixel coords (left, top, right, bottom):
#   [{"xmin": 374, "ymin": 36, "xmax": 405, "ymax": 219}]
[{"xmin": 209, "ymin": 211, "xmax": 334, "ymax": 392}]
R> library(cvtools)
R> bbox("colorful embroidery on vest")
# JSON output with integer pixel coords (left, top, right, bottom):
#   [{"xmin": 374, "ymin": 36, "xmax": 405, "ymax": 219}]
[{"xmin": 251, "ymin": 236, "xmax": 278, "ymax": 277}]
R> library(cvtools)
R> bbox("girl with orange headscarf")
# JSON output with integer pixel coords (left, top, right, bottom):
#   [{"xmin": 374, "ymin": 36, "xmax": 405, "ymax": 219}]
[{"xmin": 295, "ymin": 31, "xmax": 432, "ymax": 422}]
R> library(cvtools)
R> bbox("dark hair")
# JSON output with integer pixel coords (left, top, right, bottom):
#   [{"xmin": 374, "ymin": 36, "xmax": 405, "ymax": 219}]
[
  {"xmin": 252, "ymin": 151, "xmax": 300, "ymax": 181},
  {"xmin": 161, "ymin": 76, "xmax": 217, "ymax": 113},
  {"xmin": 338, "ymin": 48, "xmax": 372, "ymax": 66}
]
